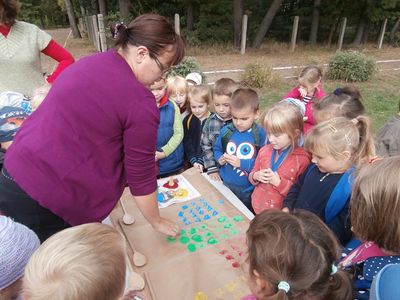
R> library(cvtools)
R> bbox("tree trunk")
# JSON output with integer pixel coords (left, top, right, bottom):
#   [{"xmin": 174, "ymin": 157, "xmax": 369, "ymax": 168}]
[
  {"xmin": 252, "ymin": 0, "xmax": 283, "ymax": 48},
  {"xmin": 64, "ymin": 0, "xmax": 81, "ymax": 38},
  {"xmin": 98, "ymin": 0, "xmax": 107, "ymax": 19},
  {"xmin": 233, "ymin": 0, "xmax": 243, "ymax": 48},
  {"xmin": 362, "ymin": 22, "xmax": 369, "ymax": 44},
  {"xmin": 309, "ymin": 0, "xmax": 321, "ymax": 45},
  {"xmin": 352, "ymin": 19, "xmax": 366, "ymax": 46},
  {"xmin": 90, "ymin": 0, "xmax": 99, "ymax": 15},
  {"xmin": 389, "ymin": 18, "xmax": 400, "ymax": 42},
  {"xmin": 186, "ymin": 0, "xmax": 194, "ymax": 32},
  {"xmin": 119, "ymin": 0, "xmax": 131, "ymax": 22}
]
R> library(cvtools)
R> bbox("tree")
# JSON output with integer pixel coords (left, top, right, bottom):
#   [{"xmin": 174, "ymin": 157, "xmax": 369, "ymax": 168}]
[
  {"xmin": 233, "ymin": 0, "xmax": 243, "ymax": 48},
  {"xmin": 309, "ymin": 0, "xmax": 321, "ymax": 45},
  {"xmin": 389, "ymin": 18, "xmax": 400, "ymax": 42},
  {"xmin": 119, "ymin": 0, "xmax": 131, "ymax": 22},
  {"xmin": 98, "ymin": 0, "xmax": 107, "ymax": 18},
  {"xmin": 186, "ymin": 0, "xmax": 194, "ymax": 32},
  {"xmin": 65, "ymin": 0, "xmax": 81, "ymax": 38},
  {"xmin": 252, "ymin": 0, "xmax": 284, "ymax": 48}
]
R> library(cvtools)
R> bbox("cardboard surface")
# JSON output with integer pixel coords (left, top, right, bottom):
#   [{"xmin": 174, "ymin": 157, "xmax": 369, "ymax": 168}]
[{"xmin": 110, "ymin": 168, "xmax": 251, "ymax": 300}]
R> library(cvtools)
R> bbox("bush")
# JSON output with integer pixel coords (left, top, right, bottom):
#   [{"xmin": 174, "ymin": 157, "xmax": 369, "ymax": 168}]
[
  {"xmin": 168, "ymin": 57, "xmax": 206, "ymax": 82},
  {"xmin": 241, "ymin": 64, "xmax": 276, "ymax": 88},
  {"xmin": 328, "ymin": 51, "xmax": 376, "ymax": 82}
]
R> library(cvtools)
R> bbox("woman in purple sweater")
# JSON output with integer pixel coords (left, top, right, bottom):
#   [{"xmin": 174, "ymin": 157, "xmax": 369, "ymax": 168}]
[{"xmin": 0, "ymin": 14, "xmax": 185, "ymax": 242}]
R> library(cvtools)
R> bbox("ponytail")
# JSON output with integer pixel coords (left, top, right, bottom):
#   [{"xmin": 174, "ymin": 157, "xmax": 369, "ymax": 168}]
[
  {"xmin": 326, "ymin": 269, "xmax": 353, "ymax": 299},
  {"xmin": 351, "ymin": 115, "xmax": 375, "ymax": 167}
]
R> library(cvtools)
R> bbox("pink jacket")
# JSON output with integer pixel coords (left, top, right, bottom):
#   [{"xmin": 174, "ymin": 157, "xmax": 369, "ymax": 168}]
[
  {"xmin": 284, "ymin": 86, "xmax": 326, "ymax": 134},
  {"xmin": 249, "ymin": 145, "xmax": 311, "ymax": 213}
]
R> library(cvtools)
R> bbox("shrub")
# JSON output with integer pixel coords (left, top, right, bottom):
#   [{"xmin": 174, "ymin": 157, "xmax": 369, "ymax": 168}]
[
  {"xmin": 241, "ymin": 64, "xmax": 276, "ymax": 88},
  {"xmin": 168, "ymin": 56, "xmax": 206, "ymax": 82},
  {"xmin": 328, "ymin": 51, "xmax": 376, "ymax": 82}
]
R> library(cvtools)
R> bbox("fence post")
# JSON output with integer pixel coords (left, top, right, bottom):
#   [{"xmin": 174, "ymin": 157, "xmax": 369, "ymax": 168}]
[
  {"xmin": 240, "ymin": 14, "xmax": 248, "ymax": 55},
  {"xmin": 91, "ymin": 15, "xmax": 100, "ymax": 51},
  {"xmin": 337, "ymin": 17, "xmax": 347, "ymax": 51},
  {"xmin": 290, "ymin": 16, "xmax": 299, "ymax": 52},
  {"xmin": 174, "ymin": 13, "xmax": 180, "ymax": 36},
  {"xmin": 86, "ymin": 16, "xmax": 93, "ymax": 43},
  {"xmin": 97, "ymin": 14, "xmax": 107, "ymax": 52},
  {"xmin": 378, "ymin": 18, "xmax": 388, "ymax": 49}
]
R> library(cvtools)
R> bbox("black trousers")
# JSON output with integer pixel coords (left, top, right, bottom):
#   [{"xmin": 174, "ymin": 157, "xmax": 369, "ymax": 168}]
[{"xmin": 0, "ymin": 168, "xmax": 70, "ymax": 242}]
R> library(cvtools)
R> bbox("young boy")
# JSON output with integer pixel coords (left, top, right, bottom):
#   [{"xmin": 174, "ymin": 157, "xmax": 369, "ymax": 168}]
[
  {"xmin": 151, "ymin": 79, "xmax": 184, "ymax": 178},
  {"xmin": 22, "ymin": 223, "xmax": 127, "ymax": 300},
  {"xmin": 201, "ymin": 78, "xmax": 239, "ymax": 180},
  {"xmin": 214, "ymin": 88, "xmax": 266, "ymax": 211},
  {"xmin": 375, "ymin": 100, "xmax": 400, "ymax": 157}
]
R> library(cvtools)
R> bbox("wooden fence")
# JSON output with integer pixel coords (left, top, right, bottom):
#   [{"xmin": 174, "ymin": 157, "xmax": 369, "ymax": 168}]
[{"xmin": 78, "ymin": 14, "xmax": 107, "ymax": 52}]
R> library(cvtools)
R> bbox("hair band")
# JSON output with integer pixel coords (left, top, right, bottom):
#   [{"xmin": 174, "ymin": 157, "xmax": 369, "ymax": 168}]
[
  {"xmin": 333, "ymin": 88, "xmax": 343, "ymax": 96},
  {"xmin": 331, "ymin": 264, "xmax": 338, "ymax": 275},
  {"xmin": 278, "ymin": 281, "xmax": 290, "ymax": 293},
  {"xmin": 351, "ymin": 118, "xmax": 358, "ymax": 125},
  {"xmin": 113, "ymin": 21, "xmax": 127, "ymax": 38}
]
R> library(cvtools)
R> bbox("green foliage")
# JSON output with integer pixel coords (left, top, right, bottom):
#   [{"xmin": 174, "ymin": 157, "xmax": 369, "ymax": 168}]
[
  {"xmin": 241, "ymin": 64, "xmax": 276, "ymax": 88},
  {"xmin": 328, "ymin": 51, "xmax": 376, "ymax": 82},
  {"xmin": 168, "ymin": 56, "xmax": 206, "ymax": 82}
]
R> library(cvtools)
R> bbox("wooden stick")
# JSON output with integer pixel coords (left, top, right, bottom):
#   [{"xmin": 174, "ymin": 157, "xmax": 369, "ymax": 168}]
[{"xmin": 143, "ymin": 271, "xmax": 156, "ymax": 300}]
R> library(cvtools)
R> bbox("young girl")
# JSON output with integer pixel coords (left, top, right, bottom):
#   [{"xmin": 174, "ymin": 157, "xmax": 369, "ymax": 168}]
[
  {"xmin": 183, "ymin": 85, "xmax": 211, "ymax": 171},
  {"xmin": 313, "ymin": 86, "xmax": 365, "ymax": 124},
  {"xmin": 167, "ymin": 75, "xmax": 189, "ymax": 119},
  {"xmin": 249, "ymin": 103, "xmax": 310, "ymax": 213},
  {"xmin": 243, "ymin": 210, "xmax": 352, "ymax": 300},
  {"xmin": 340, "ymin": 157, "xmax": 400, "ymax": 300},
  {"xmin": 283, "ymin": 116, "xmax": 375, "ymax": 245},
  {"xmin": 151, "ymin": 78, "xmax": 184, "ymax": 177},
  {"xmin": 284, "ymin": 65, "xmax": 326, "ymax": 134}
]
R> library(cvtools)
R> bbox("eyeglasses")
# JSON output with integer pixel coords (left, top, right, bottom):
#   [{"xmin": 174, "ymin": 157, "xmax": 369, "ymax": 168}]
[{"xmin": 152, "ymin": 55, "xmax": 169, "ymax": 75}]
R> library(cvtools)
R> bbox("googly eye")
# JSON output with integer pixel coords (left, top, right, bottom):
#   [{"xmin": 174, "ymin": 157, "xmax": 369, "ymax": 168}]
[
  {"xmin": 226, "ymin": 142, "xmax": 237, "ymax": 155},
  {"xmin": 236, "ymin": 142, "xmax": 255, "ymax": 159}
]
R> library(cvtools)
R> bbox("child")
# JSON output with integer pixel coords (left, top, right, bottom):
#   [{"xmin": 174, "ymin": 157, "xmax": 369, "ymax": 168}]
[
  {"xmin": 151, "ymin": 79, "xmax": 184, "ymax": 178},
  {"xmin": 201, "ymin": 78, "xmax": 239, "ymax": 180},
  {"xmin": 214, "ymin": 88, "xmax": 266, "ymax": 211},
  {"xmin": 249, "ymin": 103, "xmax": 311, "ymax": 213},
  {"xmin": 0, "ymin": 216, "xmax": 40, "ymax": 300},
  {"xmin": 167, "ymin": 75, "xmax": 189, "ymax": 119},
  {"xmin": 340, "ymin": 157, "xmax": 400, "ymax": 300},
  {"xmin": 183, "ymin": 85, "xmax": 211, "ymax": 171},
  {"xmin": 313, "ymin": 86, "xmax": 365, "ymax": 124},
  {"xmin": 375, "ymin": 100, "xmax": 400, "ymax": 157},
  {"xmin": 243, "ymin": 210, "xmax": 353, "ymax": 300},
  {"xmin": 282, "ymin": 116, "xmax": 375, "ymax": 245},
  {"xmin": 23, "ymin": 223, "xmax": 126, "ymax": 300},
  {"xmin": 284, "ymin": 65, "xmax": 326, "ymax": 134}
]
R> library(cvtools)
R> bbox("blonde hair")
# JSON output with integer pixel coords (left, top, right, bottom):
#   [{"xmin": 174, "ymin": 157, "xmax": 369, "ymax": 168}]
[
  {"xmin": 351, "ymin": 157, "xmax": 400, "ymax": 253},
  {"xmin": 213, "ymin": 78, "xmax": 239, "ymax": 97},
  {"xmin": 23, "ymin": 223, "xmax": 126, "ymax": 300},
  {"xmin": 298, "ymin": 65, "xmax": 322, "ymax": 86},
  {"xmin": 167, "ymin": 75, "xmax": 188, "ymax": 96},
  {"xmin": 263, "ymin": 103, "xmax": 304, "ymax": 149},
  {"xmin": 305, "ymin": 116, "xmax": 375, "ymax": 168}
]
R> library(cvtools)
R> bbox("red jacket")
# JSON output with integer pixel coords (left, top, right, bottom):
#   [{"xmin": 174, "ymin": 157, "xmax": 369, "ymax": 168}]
[{"xmin": 249, "ymin": 144, "xmax": 311, "ymax": 213}]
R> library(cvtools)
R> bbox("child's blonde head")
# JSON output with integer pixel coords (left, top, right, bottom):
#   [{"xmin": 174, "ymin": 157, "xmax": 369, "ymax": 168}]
[
  {"xmin": 305, "ymin": 116, "xmax": 375, "ymax": 168},
  {"xmin": 188, "ymin": 85, "xmax": 211, "ymax": 106},
  {"xmin": 351, "ymin": 156, "xmax": 400, "ymax": 253},
  {"xmin": 246, "ymin": 210, "xmax": 352, "ymax": 300},
  {"xmin": 213, "ymin": 78, "xmax": 239, "ymax": 97},
  {"xmin": 167, "ymin": 75, "xmax": 188, "ymax": 96},
  {"xmin": 263, "ymin": 102, "xmax": 304, "ymax": 149},
  {"xmin": 23, "ymin": 223, "xmax": 126, "ymax": 300},
  {"xmin": 313, "ymin": 86, "xmax": 365, "ymax": 123},
  {"xmin": 298, "ymin": 65, "xmax": 323, "ymax": 86}
]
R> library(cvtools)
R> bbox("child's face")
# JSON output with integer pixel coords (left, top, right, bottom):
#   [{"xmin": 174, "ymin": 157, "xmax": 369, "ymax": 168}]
[
  {"xmin": 213, "ymin": 94, "xmax": 231, "ymax": 120},
  {"xmin": 231, "ymin": 107, "xmax": 258, "ymax": 133},
  {"xmin": 311, "ymin": 150, "xmax": 349, "ymax": 173},
  {"xmin": 190, "ymin": 99, "xmax": 208, "ymax": 120},
  {"xmin": 267, "ymin": 132, "xmax": 291, "ymax": 151},
  {"xmin": 170, "ymin": 92, "xmax": 187, "ymax": 108},
  {"xmin": 150, "ymin": 80, "xmax": 167, "ymax": 104},
  {"xmin": 300, "ymin": 78, "xmax": 321, "ymax": 95}
]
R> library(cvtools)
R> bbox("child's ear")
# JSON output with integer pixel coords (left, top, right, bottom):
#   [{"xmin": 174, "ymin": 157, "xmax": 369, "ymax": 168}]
[
  {"xmin": 342, "ymin": 150, "xmax": 351, "ymax": 161},
  {"xmin": 252, "ymin": 270, "xmax": 270, "ymax": 297}
]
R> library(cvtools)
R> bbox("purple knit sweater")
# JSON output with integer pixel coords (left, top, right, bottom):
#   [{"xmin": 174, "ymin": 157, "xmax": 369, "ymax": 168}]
[{"xmin": 5, "ymin": 49, "xmax": 159, "ymax": 225}]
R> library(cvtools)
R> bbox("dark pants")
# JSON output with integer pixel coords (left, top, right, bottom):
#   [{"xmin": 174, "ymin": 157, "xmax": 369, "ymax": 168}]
[
  {"xmin": 224, "ymin": 182, "xmax": 255, "ymax": 214},
  {"xmin": 0, "ymin": 168, "xmax": 70, "ymax": 242}
]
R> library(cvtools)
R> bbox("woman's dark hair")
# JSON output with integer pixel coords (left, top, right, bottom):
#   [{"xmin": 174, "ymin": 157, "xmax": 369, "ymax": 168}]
[
  {"xmin": 113, "ymin": 14, "xmax": 185, "ymax": 67},
  {"xmin": 0, "ymin": 0, "xmax": 21, "ymax": 25}
]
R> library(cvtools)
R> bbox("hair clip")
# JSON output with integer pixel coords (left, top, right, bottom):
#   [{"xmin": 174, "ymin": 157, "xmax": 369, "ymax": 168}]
[
  {"xmin": 344, "ymin": 133, "xmax": 352, "ymax": 146},
  {"xmin": 278, "ymin": 281, "xmax": 290, "ymax": 293},
  {"xmin": 369, "ymin": 156, "xmax": 381, "ymax": 164},
  {"xmin": 113, "ymin": 21, "xmax": 127, "ymax": 38},
  {"xmin": 351, "ymin": 118, "xmax": 358, "ymax": 125},
  {"xmin": 331, "ymin": 264, "xmax": 338, "ymax": 275},
  {"xmin": 328, "ymin": 124, "xmax": 338, "ymax": 133},
  {"xmin": 333, "ymin": 88, "xmax": 343, "ymax": 96}
]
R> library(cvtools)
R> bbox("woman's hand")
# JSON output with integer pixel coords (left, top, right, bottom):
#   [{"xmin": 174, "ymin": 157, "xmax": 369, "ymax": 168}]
[{"xmin": 152, "ymin": 217, "xmax": 180, "ymax": 237}]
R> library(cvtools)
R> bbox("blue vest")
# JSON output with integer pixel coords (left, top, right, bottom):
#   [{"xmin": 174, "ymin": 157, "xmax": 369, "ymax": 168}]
[{"xmin": 157, "ymin": 100, "xmax": 184, "ymax": 176}]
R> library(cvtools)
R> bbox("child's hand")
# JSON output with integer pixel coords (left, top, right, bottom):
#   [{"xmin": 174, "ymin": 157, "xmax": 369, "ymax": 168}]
[
  {"xmin": 303, "ymin": 116, "xmax": 308, "ymax": 122},
  {"xmin": 155, "ymin": 151, "xmax": 166, "ymax": 161},
  {"xmin": 282, "ymin": 207, "xmax": 290, "ymax": 213},
  {"xmin": 152, "ymin": 217, "xmax": 180, "ymax": 237},
  {"xmin": 209, "ymin": 172, "xmax": 222, "ymax": 181},
  {"xmin": 218, "ymin": 155, "xmax": 227, "ymax": 166},
  {"xmin": 224, "ymin": 154, "xmax": 240, "ymax": 168},
  {"xmin": 265, "ymin": 168, "xmax": 281, "ymax": 186},
  {"xmin": 298, "ymin": 86, "xmax": 308, "ymax": 98},
  {"xmin": 193, "ymin": 162, "xmax": 204, "ymax": 172},
  {"xmin": 255, "ymin": 169, "xmax": 269, "ymax": 183}
]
